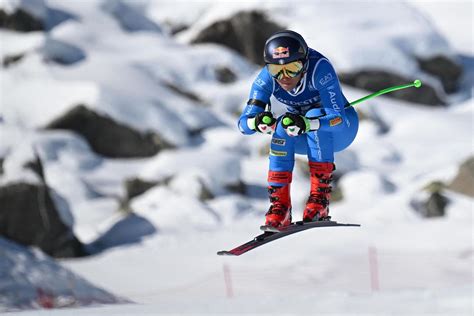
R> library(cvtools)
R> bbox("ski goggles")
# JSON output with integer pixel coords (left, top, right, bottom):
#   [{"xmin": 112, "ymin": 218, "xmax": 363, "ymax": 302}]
[{"xmin": 267, "ymin": 60, "xmax": 304, "ymax": 80}]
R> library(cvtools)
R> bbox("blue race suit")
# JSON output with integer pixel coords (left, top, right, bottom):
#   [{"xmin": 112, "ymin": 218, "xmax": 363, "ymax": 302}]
[{"xmin": 238, "ymin": 48, "xmax": 359, "ymax": 186}]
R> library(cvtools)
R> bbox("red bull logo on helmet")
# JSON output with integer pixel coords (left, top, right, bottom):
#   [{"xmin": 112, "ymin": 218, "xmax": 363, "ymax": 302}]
[{"xmin": 272, "ymin": 46, "xmax": 290, "ymax": 59}]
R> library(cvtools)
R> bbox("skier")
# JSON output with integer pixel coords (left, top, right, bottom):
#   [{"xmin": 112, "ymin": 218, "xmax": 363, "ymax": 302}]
[{"xmin": 238, "ymin": 30, "xmax": 359, "ymax": 228}]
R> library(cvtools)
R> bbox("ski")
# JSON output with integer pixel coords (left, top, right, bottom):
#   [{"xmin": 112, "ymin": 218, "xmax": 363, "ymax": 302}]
[{"xmin": 217, "ymin": 220, "xmax": 360, "ymax": 256}]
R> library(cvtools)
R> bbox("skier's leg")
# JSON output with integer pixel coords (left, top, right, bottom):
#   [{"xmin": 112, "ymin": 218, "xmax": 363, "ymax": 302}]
[
  {"xmin": 303, "ymin": 130, "xmax": 335, "ymax": 221},
  {"xmin": 265, "ymin": 117, "xmax": 296, "ymax": 227}
]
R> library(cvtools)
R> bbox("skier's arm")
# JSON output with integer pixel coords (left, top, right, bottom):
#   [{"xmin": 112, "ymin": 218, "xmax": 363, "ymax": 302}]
[
  {"xmin": 312, "ymin": 59, "xmax": 347, "ymax": 132},
  {"xmin": 238, "ymin": 70, "xmax": 274, "ymax": 135}
]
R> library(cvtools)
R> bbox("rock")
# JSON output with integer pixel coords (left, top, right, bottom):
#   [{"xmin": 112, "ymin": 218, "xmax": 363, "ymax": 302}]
[
  {"xmin": 163, "ymin": 81, "xmax": 203, "ymax": 103},
  {"xmin": 168, "ymin": 23, "xmax": 189, "ymax": 35},
  {"xmin": 448, "ymin": 156, "xmax": 474, "ymax": 197},
  {"xmin": 215, "ymin": 66, "xmax": 237, "ymax": 84},
  {"xmin": 45, "ymin": 104, "xmax": 173, "ymax": 158},
  {"xmin": 2, "ymin": 53, "xmax": 25, "ymax": 68},
  {"xmin": 124, "ymin": 177, "xmax": 160, "ymax": 200},
  {"xmin": 339, "ymin": 70, "xmax": 445, "ymax": 106},
  {"xmin": 0, "ymin": 8, "xmax": 44, "ymax": 32},
  {"xmin": 422, "ymin": 192, "xmax": 448, "ymax": 217},
  {"xmin": 23, "ymin": 153, "xmax": 45, "ymax": 181},
  {"xmin": 198, "ymin": 179, "xmax": 215, "ymax": 201},
  {"xmin": 0, "ymin": 182, "xmax": 85, "ymax": 258},
  {"xmin": 417, "ymin": 55, "xmax": 463, "ymax": 94},
  {"xmin": 191, "ymin": 10, "xmax": 283, "ymax": 65},
  {"xmin": 410, "ymin": 181, "xmax": 449, "ymax": 218},
  {"xmin": 226, "ymin": 180, "xmax": 246, "ymax": 195}
]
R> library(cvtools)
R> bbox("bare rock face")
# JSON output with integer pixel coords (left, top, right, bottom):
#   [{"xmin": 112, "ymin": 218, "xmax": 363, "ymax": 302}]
[
  {"xmin": 191, "ymin": 11, "xmax": 283, "ymax": 66},
  {"xmin": 124, "ymin": 178, "xmax": 160, "ymax": 201},
  {"xmin": 45, "ymin": 104, "xmax": 173, "ymax": 158},
  {"xmin": 0, "ymin": 182, "xmax": 85, "ymax": 258},
  {"xmin": 0, "ymin": 8, "xmax": 44, "ymax": 32},
  {"xmin": 422, "ymin": 192, "xmax": 449, "ymax": 217},
  {"xmin": 0, "ymin": 1, "xmax": 75, "ymax": 32},
  {"xmin": 101, "ymin": 0, "xmax": 162, "ymax": 33},
  {"xmin": 215, "ymin": 66, "xmax": 238, "ymax": 84},
  {"xmin": 2, "ymin": 53, "xmax": 25, "ymax": 68},
  {"xmin": 410, "ymin": 182, "xmax": 449, "ymax": 218},
  {"xmin": 0, "ymin": 153, "xmax": 84, "ymax": 258},
  {"xmin": 417, "ymin": 55, "xmax": 463, "ymax": 94},
  {"xmin": 448, "ymin": 156, "xmax": 474, "ymax": 197}
]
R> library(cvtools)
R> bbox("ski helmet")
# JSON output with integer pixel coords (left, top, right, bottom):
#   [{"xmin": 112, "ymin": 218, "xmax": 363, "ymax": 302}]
[{"xmin": 263, "ymin": 30, "xmax": 308, "ymax": 65}]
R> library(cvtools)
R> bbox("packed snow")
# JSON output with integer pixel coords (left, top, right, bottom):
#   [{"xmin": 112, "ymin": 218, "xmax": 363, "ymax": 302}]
[{"xmin": 0, "ymin": 0, "xmax": 472, "ymax": 315}]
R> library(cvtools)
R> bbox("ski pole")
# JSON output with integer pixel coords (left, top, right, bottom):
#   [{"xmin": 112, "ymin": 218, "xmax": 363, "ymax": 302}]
[
  {"xmin": 268, "ymin": 80, "xmax": 422, "ymax": 127},
  {"xmin": 346, "ymin": 79, "xmax": 422, "ymax": 108},
  {"xmin": 261, "ymin": 103, "xmax": 273, "ymax": 124}
]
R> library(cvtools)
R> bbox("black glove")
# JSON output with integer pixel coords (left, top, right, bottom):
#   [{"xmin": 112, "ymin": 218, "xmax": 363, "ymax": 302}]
[
  {"xmin": 252, "ymin": 111, "xmax": 277, "ymax": 134},
  {"xmin": 281, "ymin": 113, "xmax": 310, "ymax": 136}
]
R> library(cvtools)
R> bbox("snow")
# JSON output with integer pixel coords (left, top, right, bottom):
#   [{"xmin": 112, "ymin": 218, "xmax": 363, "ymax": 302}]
[
  {"xmin": 0, "ymin": 237, "xmax": 125, "ymax": 312},
  {"xmin": 1, "ymin": 0, "xmax": 473, "ymax": 315},
  {"xmin": 100, "ymin": 0, "xmax": 162, "ymax": 34},
  {"xmin": 408, "ymin": 0, "xmax": 473, "ymax": 55}
]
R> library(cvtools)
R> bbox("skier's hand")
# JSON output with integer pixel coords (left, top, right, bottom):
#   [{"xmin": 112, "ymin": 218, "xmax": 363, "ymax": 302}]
[
  {"xmin": 281, "ymin": 113, "xmax": 311, "ymax": 136},
  {"xmin": 249, "ymin": 111, "xmax": 277, "ymax": 135}
]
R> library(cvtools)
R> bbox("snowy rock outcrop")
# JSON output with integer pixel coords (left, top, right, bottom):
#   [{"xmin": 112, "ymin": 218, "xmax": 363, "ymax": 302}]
[
  {"xmin": 448, "ymin": 156, "xmax": 474, "ymax": 197},
  {"xmin": 0, "ymin": 147, "xmax": 85, "ymax": 258},
  {"xmin": 190, "ymin": 10, "xmax": 282, "ymax": 65},
  {"xmin": 45, "ymin": 105, "xmax": 172, "ymax": 158},
  {"xmin": 410, "ymin": 182, "xmax": 449, "ymax": 218},
  {"xmin": 0, "ymin": 182, "xmax": 85, "ymax": 258},
  {"xmin": 416, "ymin": 55, "xmax": 463, "ymax": 94},
  {"xmin": 0, "ymin": 0, "xmax": 46, "ymax": 32},
  {"xmin": 0, "ymin": 0, "xmax": 75, "ymax": 32},
  {"xmin": 185, "ymin": 4, "xmax": 463, "ymax": 106},
  {"xmin": 0, "ymin": 237, "xmax": 125, "ymax": 312}
]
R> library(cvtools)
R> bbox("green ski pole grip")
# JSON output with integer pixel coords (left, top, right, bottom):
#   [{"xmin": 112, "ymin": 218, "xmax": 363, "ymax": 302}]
[
  {"xmin": 282, "ymin": 117, "xmax": 293, "ymax": 126},
  {"xmin": 262, "ymin": 116, "xmax": 272, "ymax": 125}
]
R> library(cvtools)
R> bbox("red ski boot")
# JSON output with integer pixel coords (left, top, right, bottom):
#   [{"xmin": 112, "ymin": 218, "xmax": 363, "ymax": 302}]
[
  {"xmin": 303, "ymin": 162, "xmax": 334, "ymax": 222},
  {"xmin": 265, "ymin": 171, "xmax": 292, "ymax": 228}
]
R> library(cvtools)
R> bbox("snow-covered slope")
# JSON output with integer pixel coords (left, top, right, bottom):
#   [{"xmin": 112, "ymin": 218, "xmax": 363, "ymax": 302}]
[
  {"xmin": 0, "ymin": 237, "xmax": 125, "ymax": 313},
  {"xmin": 1, "ymin": 0, "xmax": 472, "ymax": 315}
]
